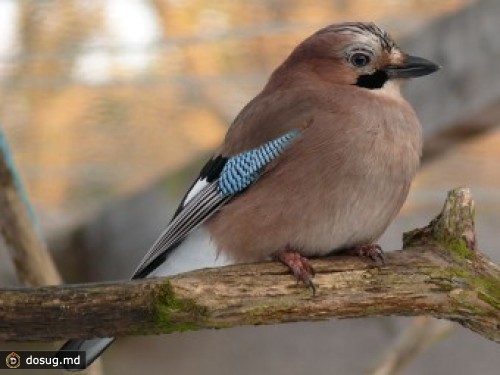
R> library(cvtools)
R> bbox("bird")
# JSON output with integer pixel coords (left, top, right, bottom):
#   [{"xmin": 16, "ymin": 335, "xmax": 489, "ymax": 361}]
[{"xmin": 58, "ymin": 21, "xmax": 439, "ymax": 370}]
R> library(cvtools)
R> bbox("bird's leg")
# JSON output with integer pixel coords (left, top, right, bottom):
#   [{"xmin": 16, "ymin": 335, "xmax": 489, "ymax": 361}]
[
  {"xmin": 342, "ymin": 243, "xmax": 385, "ymax": 264},
  {"xmin": 275, "ymin": 249, "xmax": 316, "ymax": 295}
]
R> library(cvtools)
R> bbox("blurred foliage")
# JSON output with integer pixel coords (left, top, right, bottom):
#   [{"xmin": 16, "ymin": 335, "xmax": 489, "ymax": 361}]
[{"xmin": 0, "ymin": 0, "xmax": 469, "ymax": 232}]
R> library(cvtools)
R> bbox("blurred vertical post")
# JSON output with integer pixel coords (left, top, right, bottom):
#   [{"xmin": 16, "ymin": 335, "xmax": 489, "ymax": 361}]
[
  {"xmin": 1, "ymin": 129, "xmax": 104, "ymax": 375},
  {"xmin": 0, "ymin": 129, "xmax": 61, "ymax": 286}
]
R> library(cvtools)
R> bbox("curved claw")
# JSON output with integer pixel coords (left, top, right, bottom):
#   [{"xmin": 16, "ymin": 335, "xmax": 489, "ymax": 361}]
[
  {"xmin": 344, "ymin": 244, "xmax": 386, "ymax": 265},
  {"xmin": 275, "ymin": 249, "xmax": 317, "ymax": 296},
  {"xmin": 369, "ymin": 244, "xmax": 385, "ymax": 265},
  {"xmin": 303, "ymin": 275, "xmax": 317, "ymax": 296}
]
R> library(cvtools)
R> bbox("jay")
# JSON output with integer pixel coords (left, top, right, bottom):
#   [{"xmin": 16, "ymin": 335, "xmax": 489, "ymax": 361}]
[{"xmin": 59, "ymin": 22, "xmax": 439, "ymax": 370}]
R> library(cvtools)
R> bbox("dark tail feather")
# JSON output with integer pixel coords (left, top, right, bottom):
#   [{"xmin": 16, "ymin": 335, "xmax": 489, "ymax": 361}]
[{"xmin": 57, "ymin": 337, "xmax": 115, "ymax": 371}]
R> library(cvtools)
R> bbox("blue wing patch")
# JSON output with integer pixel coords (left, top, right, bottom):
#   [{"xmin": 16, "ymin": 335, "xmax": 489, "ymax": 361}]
[
  {"xmin": 218, "ymin": 130, "xmax": 300, "ymax": 197},
  {"xmin": 133, "ymin": 130, "xmax": 300, "ymax": 278}
]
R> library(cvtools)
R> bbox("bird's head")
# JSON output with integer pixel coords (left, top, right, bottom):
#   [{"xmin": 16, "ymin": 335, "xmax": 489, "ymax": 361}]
[{"xmin": 274, "ymin": 22, "xmax": 439, "ymax": 90}]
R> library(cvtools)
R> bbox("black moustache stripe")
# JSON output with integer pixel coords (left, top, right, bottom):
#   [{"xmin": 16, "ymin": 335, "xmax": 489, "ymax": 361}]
[{"xmin": 355, "ymin": 70, "xmax": 389, "ymax": 89}]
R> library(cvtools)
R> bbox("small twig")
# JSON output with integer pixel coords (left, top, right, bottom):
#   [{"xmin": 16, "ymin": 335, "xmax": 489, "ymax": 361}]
[{"xmin": 370, "ymin": 317, "xmax": 455, "ymax": 375}]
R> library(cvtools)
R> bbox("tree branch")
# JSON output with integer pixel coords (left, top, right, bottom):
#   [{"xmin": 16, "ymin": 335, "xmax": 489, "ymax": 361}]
[{"xmin": 0, "ymin": 188, "xmax": 498, "ymax": 343}]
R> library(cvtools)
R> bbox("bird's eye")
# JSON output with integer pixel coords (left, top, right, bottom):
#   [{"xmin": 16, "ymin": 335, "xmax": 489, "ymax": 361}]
[{"xmin": 349, "ymin": 52, "xmax": 371, "ymax": 67}]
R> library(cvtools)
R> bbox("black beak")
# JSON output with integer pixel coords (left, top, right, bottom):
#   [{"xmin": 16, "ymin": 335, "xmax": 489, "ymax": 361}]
[{"xmin": 384, "ymin": 55, "xmax": 440, "ymax": 79}]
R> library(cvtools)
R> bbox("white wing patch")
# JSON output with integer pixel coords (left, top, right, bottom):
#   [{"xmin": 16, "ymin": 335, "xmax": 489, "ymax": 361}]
[{"xmin": 183, "ymin": 178, "xmax": 209, "ymax": 206}]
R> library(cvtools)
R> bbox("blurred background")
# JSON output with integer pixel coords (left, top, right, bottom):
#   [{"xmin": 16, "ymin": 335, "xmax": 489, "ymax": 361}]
[{"xmin": 1, "ymin": 0, "xmax": 499, "ymax": 374}]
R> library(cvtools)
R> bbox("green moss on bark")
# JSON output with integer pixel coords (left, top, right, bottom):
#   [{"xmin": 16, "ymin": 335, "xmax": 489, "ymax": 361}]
[
  {"xmin": 440, "ymin": 237, "xmax": 473, "ymax": 261},
  {"xmin": 475, "ymin": 276, "xmax": 500, "ymax": 310},
  {"xmin": 447, "ymin": 267, "xmax": 500, "ymax": 311},
  {"xmin": 153, "ymin": 283, "xmax": 208, "ymax": 333}
]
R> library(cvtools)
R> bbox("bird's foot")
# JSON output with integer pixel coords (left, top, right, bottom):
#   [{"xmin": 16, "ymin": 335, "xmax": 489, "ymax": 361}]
[
  {"xmin": 343, "ymin": 244, "xmax": 385, "ymax": 265},
  {"xmin": 276, "ymin": 249, "xmax": 316, "ymax": 295}
]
